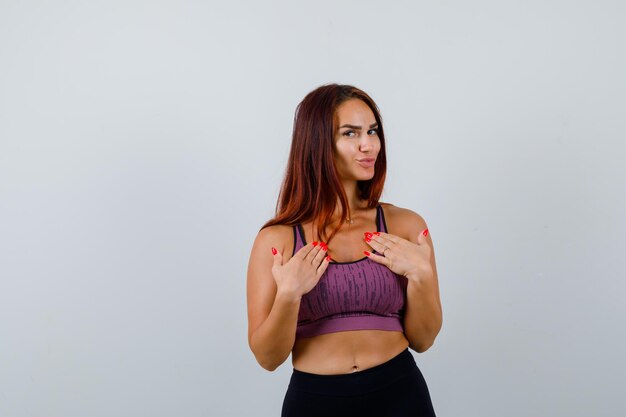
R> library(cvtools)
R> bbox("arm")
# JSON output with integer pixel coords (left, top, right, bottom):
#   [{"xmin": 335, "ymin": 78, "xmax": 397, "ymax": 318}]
[
  {"xmin": 246, "ymin": 226, "xmax": 301, "ymax": 371},
  {"xmin": 404, "ymin": 277, "xmax": 442, "ymax": 353},
  {"xmin": 402, "ymin": 212, "xmax": 443, "ymax": 353}
]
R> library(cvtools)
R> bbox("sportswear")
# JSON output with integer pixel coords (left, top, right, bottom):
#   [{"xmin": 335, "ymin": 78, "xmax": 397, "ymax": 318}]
[
  {"xmin": 281, "ymin": 348, "xmax": 437, "ymax": 416},
  {"xmin": 293, "ymin": 204, "xmax": 408, "ymax": 339}
]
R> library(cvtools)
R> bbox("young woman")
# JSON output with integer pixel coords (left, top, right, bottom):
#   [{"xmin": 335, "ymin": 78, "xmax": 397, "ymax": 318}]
[{"xmin": 247, "ymin": 83, "xmax": 442, "ymax": 416}]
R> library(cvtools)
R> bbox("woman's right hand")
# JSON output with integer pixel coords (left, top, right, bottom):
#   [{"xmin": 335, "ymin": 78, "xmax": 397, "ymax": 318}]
[{"xmin": 271, "ymin": 242, "xmax": 331, "ymax": 298}]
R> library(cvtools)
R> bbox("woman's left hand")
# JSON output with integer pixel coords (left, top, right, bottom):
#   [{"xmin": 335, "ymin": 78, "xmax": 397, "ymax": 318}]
[{"xmin": 364, "ymin": 229, "xmax": 433, "ymax": 283}]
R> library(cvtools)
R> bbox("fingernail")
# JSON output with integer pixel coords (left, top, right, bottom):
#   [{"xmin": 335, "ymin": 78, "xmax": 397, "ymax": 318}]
[
  {"xmin": 271, "ymin": 247, "xmax": 277, "ymax": 255},
  {"xmin": 373, "ymin": 232, "xmax": 380, "ymax": 236},
  {"xmin": 325, "ymin": 255, "xmax": 331, "ymax": 261},
  {"xmin": 312, "ymin": 241, "xmax": 318, "ymax": 246},
  {"xmin": 364, "ymin": 251, "xmax": 371, "ymax": 256},
  {"xmin": 422, "ymin": 229, "xmax": 429, "ymax": 237},
  {"xmin": 364, "ymin": 232, "xmax": 373, "ymax": 239},
  {"xmin": 365, "ymin": 237, "xmax": 371, "ymax": 242}
]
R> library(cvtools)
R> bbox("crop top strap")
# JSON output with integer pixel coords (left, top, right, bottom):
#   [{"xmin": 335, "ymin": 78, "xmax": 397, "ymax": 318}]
[
  {"xmin": 293, "ymin": 204, "xmax": 387, "ymax": 256},
  {"xmin": 377, "ymin": 203, "xmax": 388, "ymax": 233},
  {"xmin": 292, "ymin": 223, "xmax": 306, "ymax": 256}
]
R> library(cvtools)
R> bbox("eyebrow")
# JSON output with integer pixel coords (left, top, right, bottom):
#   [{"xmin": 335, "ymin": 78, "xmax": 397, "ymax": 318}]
[{"xmin": 339, "ymin": 122, "xmax": 379, "ymax": 129}]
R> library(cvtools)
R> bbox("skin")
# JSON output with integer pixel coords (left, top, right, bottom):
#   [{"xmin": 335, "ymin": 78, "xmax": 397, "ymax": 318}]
[{"xmin": 247, "ymin": 98, "xmax": 442, "ymax": 375}]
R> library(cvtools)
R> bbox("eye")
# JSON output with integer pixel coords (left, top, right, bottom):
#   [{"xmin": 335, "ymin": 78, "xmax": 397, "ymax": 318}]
[
  {"xmin": 343, "ymin": 130, "xmax": 356, "ymax": 137},
  {"xmin": 368, "ymin": 128, "xmax": 378, "ymax": 135}
]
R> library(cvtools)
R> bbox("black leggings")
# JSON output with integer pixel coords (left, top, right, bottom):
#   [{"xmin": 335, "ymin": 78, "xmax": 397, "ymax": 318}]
[{"xmin": 281, "ymin": 348, "xmax": 436, "ymax": 417}]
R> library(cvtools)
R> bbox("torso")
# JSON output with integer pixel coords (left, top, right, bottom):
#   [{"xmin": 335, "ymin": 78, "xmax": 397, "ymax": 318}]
[
  {"xmin": 283, "ymin": 202, "xmax": 410, "ymax": 375},
  {"xmin": 292, "ymin": 329, "xmax": 409, "ymax": 374}
]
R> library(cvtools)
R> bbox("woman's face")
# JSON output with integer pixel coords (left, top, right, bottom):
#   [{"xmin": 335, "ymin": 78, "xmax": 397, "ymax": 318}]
[{"xmin": 333, "ymin": 98, "xmax": 381, "ymax": 181}]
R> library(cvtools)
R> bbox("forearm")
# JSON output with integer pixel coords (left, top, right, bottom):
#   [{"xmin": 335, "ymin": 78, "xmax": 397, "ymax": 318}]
[
  {"xmin": 250, "ymin": 289, "xmax": 301, "ymax": 371},
  {"xmin": 403, "ymin": 277, "xmax": 442, "ymax": 353}
]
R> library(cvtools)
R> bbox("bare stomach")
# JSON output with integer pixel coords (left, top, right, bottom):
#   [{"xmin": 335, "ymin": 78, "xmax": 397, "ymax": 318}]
[{"xmin": 291, "ymin": 329, "xmax": 410, "ymax": 375}]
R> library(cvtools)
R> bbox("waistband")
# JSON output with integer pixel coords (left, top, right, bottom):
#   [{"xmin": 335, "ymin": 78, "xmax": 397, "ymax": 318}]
[{"xmin": 287, "ymin": 348, "xmax": 417, "ymax": 396}]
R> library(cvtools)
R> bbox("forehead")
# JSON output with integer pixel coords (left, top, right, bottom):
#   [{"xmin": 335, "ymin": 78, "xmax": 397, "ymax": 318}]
[{"xmin": 335, "ymin": 99, "xmax": 376, "ymax": 123}]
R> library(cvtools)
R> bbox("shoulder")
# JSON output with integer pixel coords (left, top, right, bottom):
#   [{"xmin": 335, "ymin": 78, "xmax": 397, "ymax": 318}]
[
  {"xmin": 252, "ymin": 223, "xmax": 296, "ymax": 261},
  {"xmin": 379, "ymin": 202, "xmax": 428, "ymax": 243}
]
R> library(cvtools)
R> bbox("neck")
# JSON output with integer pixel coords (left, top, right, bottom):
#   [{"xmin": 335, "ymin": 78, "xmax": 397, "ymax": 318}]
[{"xmin": 333, "ymin": 196, "xmax": 368, "ymax": 224}]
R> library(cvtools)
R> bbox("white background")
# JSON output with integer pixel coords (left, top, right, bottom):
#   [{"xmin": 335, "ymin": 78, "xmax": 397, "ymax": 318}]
[{"xmin": 1, "ymin": 1, "xmax": 625, "ymax": 416}]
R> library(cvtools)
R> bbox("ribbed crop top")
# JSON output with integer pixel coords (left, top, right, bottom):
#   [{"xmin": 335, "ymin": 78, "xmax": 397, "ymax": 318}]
[{"xmin": 293, "ymin": 204, "xmax": 408, "ymax": 339}]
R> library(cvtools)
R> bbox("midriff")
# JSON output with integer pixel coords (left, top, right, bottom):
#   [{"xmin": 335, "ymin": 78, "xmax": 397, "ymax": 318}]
[{"xmin": 291, "ymin": 329, "xmax": 410, "ymax": 375}]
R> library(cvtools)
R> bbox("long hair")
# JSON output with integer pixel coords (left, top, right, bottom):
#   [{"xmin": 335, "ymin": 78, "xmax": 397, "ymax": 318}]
[{"xmin": 260, "ymin": 83, "xmax": 387, "ymax": 244}]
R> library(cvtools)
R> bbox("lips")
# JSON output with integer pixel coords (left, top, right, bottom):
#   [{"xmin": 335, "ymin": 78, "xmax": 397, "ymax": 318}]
[{"xmin": 357, "ymin": 158, "xmax": 375, "ymax": 168}]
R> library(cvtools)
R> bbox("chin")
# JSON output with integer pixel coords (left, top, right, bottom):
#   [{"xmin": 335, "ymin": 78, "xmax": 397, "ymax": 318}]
[{"xmin": 356, "ymin": 173, "xmax": 375, "ymax": 181}]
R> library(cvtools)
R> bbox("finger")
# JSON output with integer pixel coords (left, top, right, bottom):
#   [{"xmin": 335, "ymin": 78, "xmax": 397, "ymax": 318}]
[
  {"xmin": 365, "ymin": 235, "xmax": 395, "ymax": 254},
  {"xmin": 419, "ymin": 228, "xmax": 429, "ymax": 245},
  {"xmin": 304, "ymin": 241, "xmax": 325, "ymax": 262},
  {"xmin": 313, "ymin": 243, "xmax": 329, "ymax": 265},
  {"xmin": 371, "ymin": 231, "xmax": 401, "ymax": 244},
  {"xmin": 316, "ymin": 252, "xmax": 332, "ymax": 276},
  {"xmin": 298, "ymin": 241, "xmax": 320, "ymax": 260},
  {"xmin": 271, "ymin": 246, "xmax": 283, "ymax": 266},
  {"xmin": 364, "ymin": 250, "xmax": 390, "ymax": 267}
]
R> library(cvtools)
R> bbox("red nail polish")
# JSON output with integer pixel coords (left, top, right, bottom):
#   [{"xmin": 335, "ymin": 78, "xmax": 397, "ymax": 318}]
[
  {"xmin": 325, "ymin": 255, "xmax": 331, "ymax": 261},
  {"xmin": 312, "ymin": 241, "xmax": 318, "ymax": 246},
  {"xmin": 364, "ymin": 251, "xmax": 370, "ymax": 256},
  {"xmin": 271, "ymin": 247, "xmax": 277, "ymax": 255},
  {"xmin": 364, "ymin": 232, "xmax": 373, "ymax": 239},
  {"xmin": 365, "ymin": 237, "xmax": 371, "ymax": 242},
  {"xmin": 373, "ymin": 232, "xmax": 380, "ymax": 236},
  {"xmin": 423, "ymin": 229, "xmax": 429, "ymax": 237}
]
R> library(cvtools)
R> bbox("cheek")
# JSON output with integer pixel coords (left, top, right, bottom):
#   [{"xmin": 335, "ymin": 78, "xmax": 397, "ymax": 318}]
[
  {"xmin": 336, "ymin": 147, "xmax": 355, "ymax": 163},
  {"xmin": 373, "ymin": 141, "xmax": 382, "ymax": 155},
  {"xmin": 333, "ymin": 141, "xmax": 348, "ymax": 155}
]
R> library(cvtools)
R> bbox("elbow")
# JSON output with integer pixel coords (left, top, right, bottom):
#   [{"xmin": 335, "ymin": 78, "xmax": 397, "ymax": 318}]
[
  {"xmin": 413, "ymin": 340, "xmax": 434, "ymax": 353},
  {"xmin": 409, "ymin": 335, "xmax": 437, "ymax": 353},
  {"xmin": 256, "ymin": 354, "xmax": 282, "ymax": 372},
  {"xmin": 414, "ymin": 319, "xmax": 442, "ymax": 353},
  {"xmin": 257, "ymin": 355, "xmax": 288, "ymax": 372},
  {"xmin": 249, "ymin": 342, "xmax": 286, "ymax": 372},
  {"xmin": 411, "ymin": 340, "xmax": 433, "ymax": 354}
]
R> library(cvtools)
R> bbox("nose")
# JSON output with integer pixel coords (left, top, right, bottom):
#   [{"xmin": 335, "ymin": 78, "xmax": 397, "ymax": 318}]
[
  {"xmin": 359, "ymin": 144, "xmax": 373, "ymax": 154},
  {"xmin": 359, "ymin": 138, "xmax": 373, "ymax": 151}
]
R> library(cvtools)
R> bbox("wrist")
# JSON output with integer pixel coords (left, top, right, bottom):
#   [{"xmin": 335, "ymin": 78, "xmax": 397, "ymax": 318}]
[
  {"xmin": 276, "ymin": 288, "xmax": 302, "ymax": 304},
  {"xmin": 405, "ymin": 269, "xmax": 433, "ymax": 284},
  {"xmin": 405, "ymin": 271, "xmax": 421, "ymax": 283}
]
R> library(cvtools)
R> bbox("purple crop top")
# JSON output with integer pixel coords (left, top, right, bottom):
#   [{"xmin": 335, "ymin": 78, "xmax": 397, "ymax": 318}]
[{"xmin": 293, "ymin": 204, "xmax": 408, "ymax": 339}]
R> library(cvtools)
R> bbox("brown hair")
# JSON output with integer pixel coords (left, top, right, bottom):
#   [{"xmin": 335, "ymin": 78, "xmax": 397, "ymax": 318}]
[{"xmin": 260, "ymin": 83, "xmax": 387, "ymax": 244}]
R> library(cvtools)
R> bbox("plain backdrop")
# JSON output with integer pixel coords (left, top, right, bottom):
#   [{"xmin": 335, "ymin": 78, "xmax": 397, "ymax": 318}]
[{"xmin": 1, "ymin": 1, "xmax": 625, "ymax": 416}]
